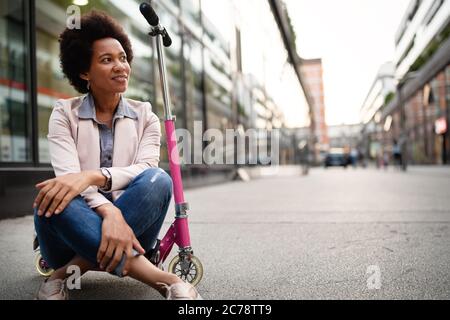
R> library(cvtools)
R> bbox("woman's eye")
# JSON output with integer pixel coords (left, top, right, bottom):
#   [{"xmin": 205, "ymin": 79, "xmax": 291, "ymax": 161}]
[
  {"xmin": 102, "ymin": 58, "xmax": 111, "ymax": 63},
  {"xmin": 120, "ymin": 56, "xmax": 127, "ymax": 62}
]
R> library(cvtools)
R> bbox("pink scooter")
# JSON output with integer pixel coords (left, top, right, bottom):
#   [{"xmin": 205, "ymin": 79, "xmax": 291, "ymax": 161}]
[
  {"xmin": 34, "ymin": 2, "xmax": 204, "ymax": 286},
  {"xmin": 139, "ymin": 2, "xmax": 203, "ymax": 286}
]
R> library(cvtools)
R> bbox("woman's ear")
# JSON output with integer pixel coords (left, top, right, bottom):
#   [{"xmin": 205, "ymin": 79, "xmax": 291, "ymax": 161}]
[{"xmin": 79, "ymin": 72, "xmax": 89, "ymax": 81}]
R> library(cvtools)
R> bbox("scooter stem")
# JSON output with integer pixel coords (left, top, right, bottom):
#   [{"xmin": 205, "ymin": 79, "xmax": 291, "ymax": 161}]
[
  {"xmin": 153, "ymin": 27, "xmax": 188, "ymax": 216},
  {"xmin": 154, "ymin": 29, "xmax": 173, "ymax": 121}
]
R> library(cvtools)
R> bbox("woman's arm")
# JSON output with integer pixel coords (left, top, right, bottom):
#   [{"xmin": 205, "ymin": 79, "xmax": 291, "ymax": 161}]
[
  {"xmin": 94, "ymin": 203, "xmax": 145, "ymax": 275},
  {"xmin": 34, "ymin": 169, "xmax": 106, "ymax": 217},
  {"xmin": 34, "ymin": 100, "xmax": 112, "ymax": 216}
]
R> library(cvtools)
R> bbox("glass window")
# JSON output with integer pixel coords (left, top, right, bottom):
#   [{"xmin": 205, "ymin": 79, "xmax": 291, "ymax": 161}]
[
  {"xmin": 182, "ymin": 31, "xmax": 204, "ymax": 164},
  {"xmin": 183, "ymin": 31, "xmax": 203, "ymax": 132},
  {"xmin": 180, "ymin": 0, "xmax": 202, "ymax": 39},
  {"xmin": 0, "ymin": 0, "xmax": 31, "ymax": 163},
  {"xmin": 204, "ymin": 48, "xmax": 232, "ymax": 130},
  {"xmin": 201, "ymin": 0, "xmax": 232, "ymax": 54},
  {"xmin": 203, "ymin": 48, "xmax": 233, "ymax": 165},
  {"xmin": 201, "ymin": 9, "xmax": 232, "ymax": 133}
]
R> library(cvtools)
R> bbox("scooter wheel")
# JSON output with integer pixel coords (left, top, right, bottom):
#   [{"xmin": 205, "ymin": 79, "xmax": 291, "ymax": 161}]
[
  {"xmin": 168, "ymin": 254, "xmax": 203, "ymax": 286},
  {"xmin": 34, "ymin": 250, "xmax": 54, "ymax": 277}
]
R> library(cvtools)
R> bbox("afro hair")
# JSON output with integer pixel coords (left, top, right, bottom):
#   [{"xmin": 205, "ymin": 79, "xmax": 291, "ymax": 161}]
[{"xmin": 59, "ymin": 10, "xmax": 134, "ymax": 93}]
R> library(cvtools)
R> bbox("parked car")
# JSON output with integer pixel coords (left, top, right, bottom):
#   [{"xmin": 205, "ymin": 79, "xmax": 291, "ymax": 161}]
[{"xmin": 324, "ymin": 148, "xmax": 349, "ymax": 168}]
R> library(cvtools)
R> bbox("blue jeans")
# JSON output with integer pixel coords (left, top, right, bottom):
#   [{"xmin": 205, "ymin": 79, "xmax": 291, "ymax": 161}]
[{"xmin": 34, "ymin": 168, "xmax": 172, "ymax": 277}]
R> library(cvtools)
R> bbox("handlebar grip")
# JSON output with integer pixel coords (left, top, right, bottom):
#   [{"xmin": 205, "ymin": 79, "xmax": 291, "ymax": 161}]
[
  {"xmin": 162, "ymin": 30, "xmax": 172, "ymax": 47},
  {"xmin": 139, "ymin": 2, "xmax": 159, "ymax": 26}
]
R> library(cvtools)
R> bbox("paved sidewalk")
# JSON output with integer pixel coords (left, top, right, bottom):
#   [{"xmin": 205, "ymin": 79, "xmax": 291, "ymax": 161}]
[{"xmin": 1, "ymin": 166, "xmax": 449, "ymax": 299}]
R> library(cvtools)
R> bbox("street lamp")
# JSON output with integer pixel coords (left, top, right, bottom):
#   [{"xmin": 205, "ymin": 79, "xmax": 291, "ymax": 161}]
[{"xmin": 396, "ymin": 71, "xmax": 418, "ymax": 171}]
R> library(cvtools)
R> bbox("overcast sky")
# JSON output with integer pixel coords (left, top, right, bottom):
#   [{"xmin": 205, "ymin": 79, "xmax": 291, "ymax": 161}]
[{"xmin": 285, "ymin": 0, "xmax": 410, "ymax": 126}]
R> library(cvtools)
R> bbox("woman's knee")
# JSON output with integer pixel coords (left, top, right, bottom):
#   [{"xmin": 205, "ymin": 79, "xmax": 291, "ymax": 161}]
[
  {"xmin": 156, "ymin": 170, "xmax": 173, "ymax": 199},
  {"xmin": 36, "ymin": 196, "xmax": 86, "ymax": 226},
  {"xmin": 34, "ymin": 207, "xmax": 48, "ymax": 231},
  {"xmin": 140, "ymin": 168, "xmax": 173, "ymax": 198}
]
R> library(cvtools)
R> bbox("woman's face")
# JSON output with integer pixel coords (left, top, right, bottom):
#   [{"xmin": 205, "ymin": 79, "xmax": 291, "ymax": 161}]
[{"xmin": 82, "ymin": 37, "xmax": 131, "ymax": 94}]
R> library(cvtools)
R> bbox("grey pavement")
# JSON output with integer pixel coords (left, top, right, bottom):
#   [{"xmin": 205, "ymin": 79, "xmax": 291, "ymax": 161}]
[{"xmin": 1, "ymin": 166, "xmax": 449, "ymax": 299}]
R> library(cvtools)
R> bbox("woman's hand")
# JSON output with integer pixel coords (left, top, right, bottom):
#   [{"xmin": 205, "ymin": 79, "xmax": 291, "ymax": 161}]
[
  {"xmin": 96, "ymin": 204, "xmax": 145, "ymax": 276},
  {"xmin": 33, "ymin": 171, "xmax": 94, "ymax": 218}
]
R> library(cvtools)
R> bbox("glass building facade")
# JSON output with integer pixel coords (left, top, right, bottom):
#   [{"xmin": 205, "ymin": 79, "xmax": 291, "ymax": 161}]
[
  {"xmin": 1, "ymin": 0, "xmax": 31, "ymax": 163},
  {"xmin": 0, "ymin": 0, "xmax": 310, "ymax": 218}
]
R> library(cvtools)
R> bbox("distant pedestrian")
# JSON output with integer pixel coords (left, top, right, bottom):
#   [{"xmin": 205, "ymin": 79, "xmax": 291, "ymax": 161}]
[
  {"xmin": 358, "ymin": 149, "xmax": 366, "ymax": 168},
  {"xmin": 392, "ymin": 139, "xmax": 402, "ymax": 169},
  {"xmin": 383, "ymin": 152, "xmax": 389, "ymax": 170},
  {"xmin": 350, "ymin": 148, "xmax": 358, "ymax": 168}
]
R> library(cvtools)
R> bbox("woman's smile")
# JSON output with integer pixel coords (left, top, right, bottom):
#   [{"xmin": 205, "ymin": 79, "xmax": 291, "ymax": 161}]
[{"xmin": 111, "ymin": 74, "xmax": 128, "ymax": 84}]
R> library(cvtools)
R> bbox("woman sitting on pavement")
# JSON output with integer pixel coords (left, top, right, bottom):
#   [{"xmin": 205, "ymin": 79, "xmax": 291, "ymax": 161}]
[{"xmin": 33, "ymin": 10, "xmax": 201, "ymax": 300}]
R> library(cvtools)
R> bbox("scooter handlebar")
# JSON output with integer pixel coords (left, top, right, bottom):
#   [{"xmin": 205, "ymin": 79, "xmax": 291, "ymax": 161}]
[
  {"xmin": 162, "ymin": 30, "xmax": 172, "ymax": 47},
  {"xmin": 140, "ymin": 2, "xmax": 172, "ymax": 47},
  {"xmin": 139, "ymin": 2, "xmax": 159, "ymax": 27}
]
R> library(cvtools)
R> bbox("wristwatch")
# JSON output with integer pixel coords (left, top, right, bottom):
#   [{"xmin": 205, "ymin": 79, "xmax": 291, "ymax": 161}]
[{"xmin": 100, "ymin": 167, "xmax": 112, "ymax": 191}]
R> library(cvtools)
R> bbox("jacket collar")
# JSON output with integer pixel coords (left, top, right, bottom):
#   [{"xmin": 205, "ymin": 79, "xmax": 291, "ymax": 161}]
[{"xmin": 78, "ymin": 93, "xmax": 137, "ymax": 121}]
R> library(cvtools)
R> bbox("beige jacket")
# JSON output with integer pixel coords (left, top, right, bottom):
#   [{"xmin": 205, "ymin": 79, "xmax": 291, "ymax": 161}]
[{"xmin": 47, "ymin": 95, "xmax": 161, "ymax": 209}]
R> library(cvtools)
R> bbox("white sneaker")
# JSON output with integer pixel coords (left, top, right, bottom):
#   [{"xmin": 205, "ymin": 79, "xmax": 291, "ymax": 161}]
[
  {"xmin": 157, "ymin": 281, "xmax": 203, "ymax": 300},
  {"xmin": 36, "ymin": 278, "xmax": 69, "ymax": 300}
]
